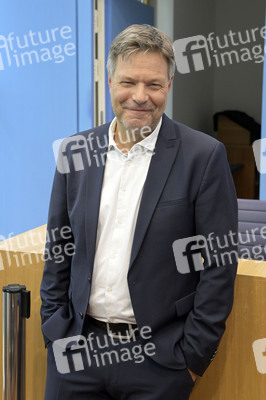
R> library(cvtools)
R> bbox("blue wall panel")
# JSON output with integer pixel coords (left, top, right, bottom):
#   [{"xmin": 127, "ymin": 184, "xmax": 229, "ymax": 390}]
[
  {"xmin": 0, "ymin": 0, "xmax": 93, "ymax": 238},
  {"xmin": 77, "ymin": 0, "xmax": 94, "ymax": 132}
]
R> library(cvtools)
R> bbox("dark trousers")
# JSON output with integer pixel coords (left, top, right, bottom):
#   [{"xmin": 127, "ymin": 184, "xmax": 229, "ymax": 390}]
[{"xmin": 44, "ymin": 316, "xmax": 195, "ymax": 400}]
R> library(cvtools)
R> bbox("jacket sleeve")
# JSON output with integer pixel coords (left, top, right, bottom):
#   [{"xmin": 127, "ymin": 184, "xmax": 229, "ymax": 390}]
[
  {"xmin": 180, "ymin": 141, "xmax": 238, "ymax": 376},
  {"xmin": 40, "ymin": 166, "xmax": 74, "ymax": 345}
]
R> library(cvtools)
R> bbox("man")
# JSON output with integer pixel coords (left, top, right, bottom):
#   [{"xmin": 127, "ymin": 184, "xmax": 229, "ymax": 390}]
[{"xmin": 40, "ymin": 24, "xmax": 238, "ymax": 400}]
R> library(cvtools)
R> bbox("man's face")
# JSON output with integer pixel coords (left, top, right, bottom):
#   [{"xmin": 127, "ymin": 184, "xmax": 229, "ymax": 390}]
[{"xmin": 108, "ymin": 51, "xmax": 173, "ymax": 136}]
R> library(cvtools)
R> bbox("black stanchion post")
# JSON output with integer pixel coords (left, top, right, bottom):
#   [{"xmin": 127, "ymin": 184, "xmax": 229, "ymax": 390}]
[{"xmin": 2, "ymin": 284, "xmax": 31, "ymax": 400}]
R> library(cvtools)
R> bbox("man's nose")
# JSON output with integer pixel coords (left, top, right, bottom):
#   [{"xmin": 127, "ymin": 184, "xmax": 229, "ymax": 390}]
[{"xmin": 132, "ymin": 84, "xmax": 148, "ymax": 104}]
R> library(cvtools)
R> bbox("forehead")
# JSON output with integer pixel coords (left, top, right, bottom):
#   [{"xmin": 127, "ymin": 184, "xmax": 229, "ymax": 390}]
[{"xmin": 114, "ymin": 51, "xmax": 169, "ymax": 79}]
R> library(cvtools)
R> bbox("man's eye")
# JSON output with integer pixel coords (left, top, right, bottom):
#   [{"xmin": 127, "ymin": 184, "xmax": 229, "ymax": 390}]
[{"xmin": 121, "ymin": 81, "xmax": 133, "ymax": 85}]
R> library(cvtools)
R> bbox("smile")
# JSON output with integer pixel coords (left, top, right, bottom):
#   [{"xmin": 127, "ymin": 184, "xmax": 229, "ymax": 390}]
[{"xmin": 126, "ymin": 109, "xmax": 152, "ymax": 113}]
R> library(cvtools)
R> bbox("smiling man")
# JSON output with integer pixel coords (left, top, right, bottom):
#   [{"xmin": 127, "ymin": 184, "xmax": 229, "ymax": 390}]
[{"xmin": 41, "ymin": 24, "xmax": 238, "ymax": 400}]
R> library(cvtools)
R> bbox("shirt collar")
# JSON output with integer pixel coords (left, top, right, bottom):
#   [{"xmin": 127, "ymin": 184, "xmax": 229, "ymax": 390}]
[{"xmin": 108, "ymin": 117, "xmax": 162, "ymax": 153}]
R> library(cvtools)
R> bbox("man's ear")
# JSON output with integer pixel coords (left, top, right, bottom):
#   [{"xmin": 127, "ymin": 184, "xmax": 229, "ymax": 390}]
[
  {"xmin": 168, "ymin": 74, "xmax": 174, "ymax": 92},
  {"xmin": 108, "ymin": 74, "xmax": 112, "ymax": 90}
]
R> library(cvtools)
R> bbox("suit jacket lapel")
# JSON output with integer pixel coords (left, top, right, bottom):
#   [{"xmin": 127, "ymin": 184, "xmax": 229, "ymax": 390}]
[
  {"xmin": 129, "ymin": 115, "xmax": 180, "ymax": 269},
  {"xmin": 85, "ymin": 126, "xmax": 109, "ymax": 272}
]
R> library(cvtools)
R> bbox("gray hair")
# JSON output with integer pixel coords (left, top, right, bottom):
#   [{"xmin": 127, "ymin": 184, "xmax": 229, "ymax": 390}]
[{"xmin": 107, "ymin": 24, "xmax": 175, "ymax": 81}]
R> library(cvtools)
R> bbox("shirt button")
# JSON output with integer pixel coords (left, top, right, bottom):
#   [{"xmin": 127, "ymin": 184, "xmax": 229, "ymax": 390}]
[
  {"xmin": 107, "ymin": 287, "xmax": 112, "ymax": 292},
  {"xmin": 109, "ymin": 317, "xmax": 114, "ymax": 323}
]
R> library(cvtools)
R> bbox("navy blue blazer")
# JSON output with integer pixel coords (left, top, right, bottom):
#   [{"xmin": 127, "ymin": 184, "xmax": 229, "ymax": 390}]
[{"xmin": 40, "ymin": 114, "xmax": 238, "ymax": 376}]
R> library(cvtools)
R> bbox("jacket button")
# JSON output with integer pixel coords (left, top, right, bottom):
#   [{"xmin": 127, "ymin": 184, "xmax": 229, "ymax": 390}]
[
  {"xmin": 210, "ymin": 349, "xmax": 218, "ymax": 362},
  {"xmin": 88, "ymin": 276, "xmax": 91, "ymax": 281},
  {"xmin": 79, "ymin": 312, "xmax": 84, "ymax": 319}
]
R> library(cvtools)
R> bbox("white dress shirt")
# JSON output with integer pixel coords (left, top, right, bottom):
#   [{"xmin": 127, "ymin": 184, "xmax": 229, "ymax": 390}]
[{"xmin": 87, "ymin": 117, "xmax": 162, "ymax": 324}]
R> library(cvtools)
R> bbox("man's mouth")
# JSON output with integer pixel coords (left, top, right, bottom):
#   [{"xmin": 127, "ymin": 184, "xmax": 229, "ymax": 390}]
[{"xmin": 126, "ymin": 108, "xmax": 152, "ymax": 112}]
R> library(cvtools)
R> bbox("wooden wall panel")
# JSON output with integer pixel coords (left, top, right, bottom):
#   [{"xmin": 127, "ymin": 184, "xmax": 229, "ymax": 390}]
[{"xmin": 191, "ymin": 260, "xmax": 266, "ymax": 399}]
